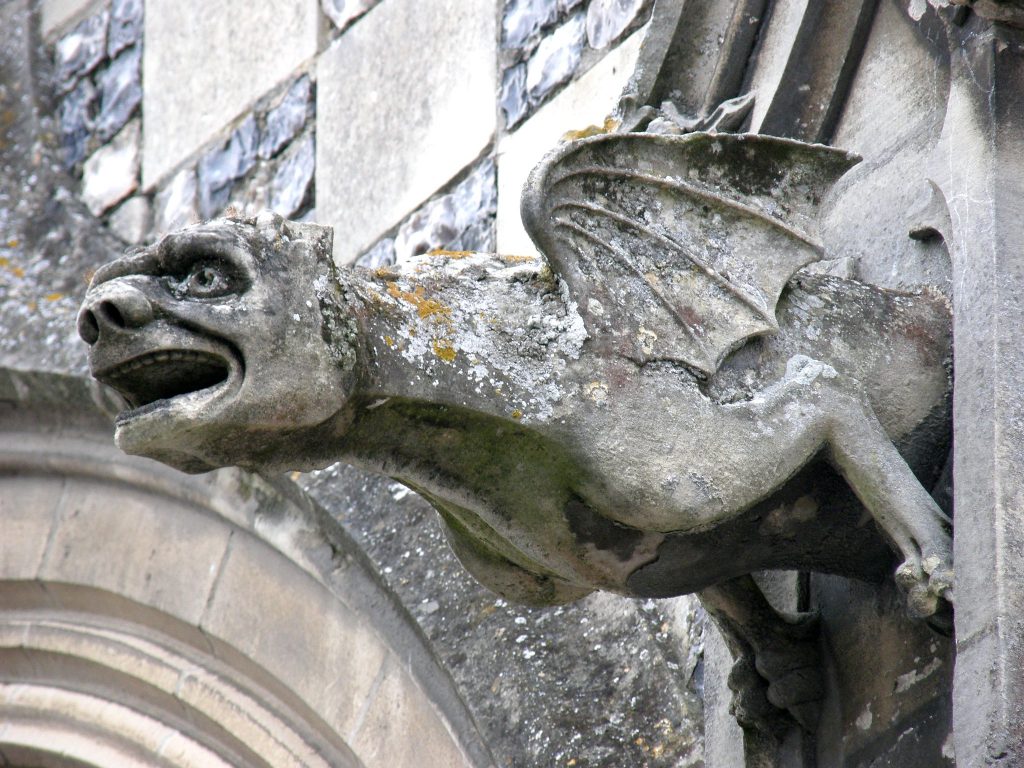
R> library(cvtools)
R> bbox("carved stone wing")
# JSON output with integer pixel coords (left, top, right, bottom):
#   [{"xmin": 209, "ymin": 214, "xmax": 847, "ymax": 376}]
[{"xmin": 521, "ymin": 132, "xmax": 860, "ymax": 376}]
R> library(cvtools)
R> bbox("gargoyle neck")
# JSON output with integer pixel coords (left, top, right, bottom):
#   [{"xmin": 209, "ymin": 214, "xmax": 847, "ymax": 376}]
[{"xmin": 341, "ymin": 255, "xmax": 589, "ymax": 424}]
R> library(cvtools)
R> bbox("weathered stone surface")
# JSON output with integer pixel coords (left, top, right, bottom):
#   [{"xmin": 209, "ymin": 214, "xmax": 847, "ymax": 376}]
[
  {"xmin": 502, "ymin": 0, "xmax": 559, "ymax": 50},
  {"xmin": 59, "ymin": 76, "xmax": 97, "ymax": 166},
  {"xmin": 143, "ymin": 0, "xmax": 319, "ymax": 188},
  {"xmin": 321, "ymin": 0, "xmax": 378, "ymax": 31},
  {"xmin": 38, "ymin": 477, "xmax": 232, "ymax": 623},
  {"xmin": 586, "ymin": 0, "xmax": 651, "ymax": 49},
  {"xmin": 301, "ymin": 464, "xmax": 706, "ymax": 768},
  {"xmin": 745, "ymin": 0, "xmax": 810, "ymax": 133},
  {"xmin": 0, "ymin": 478, "xmax": 63, "ymax": 579},
  {"xmin": 497, "ymin": 28, "xmax": 642, "ymax": 255},
  {"xmin": 197, "ymin": 115, "xmax": 258, "ymax": 218},
  {"xmin": 107, "ymin": 0, "xmax": 142, "ymax": 57},
  {"xmin": 95, "ymin": 44, "xmax": 141, "ymax": 142},
  {"xmin": 258, "ymin": 75, "xmax": 312, "ymax": 160},
  {"xmin": 500, "ymin": 63, "xmax": 529, "ymax": 128},
  {"xmin": 108, "ymin": 195, "xmax": 151, "ymax": 244},
  {"xmin": 825, "ymin": 1, "xmax": 951, "ymax": 292},
  {"xmin": 54, "ymin": 9, "xmax": 107, "ymax": 92},
  {"xmin": 348, "ymin": 654, "xmax": 479, "ymax": 768},
  {"xmin": 316, "ymin": 0, "xmax": 496, "ymax": 264},
  {"xmin": 153, "ymin": 166, "xmax": 199, "ymax": 235},
  {"xmin": 526, "ymin": 11, "xmax": 586, "ymax": 103},
  {"xmin": 81, "ymin": 119, "xmax": 139, "ymax": 216},
  {"xmin": 269, "ymin": 132, "xmax": 315, "ymax": 217}
]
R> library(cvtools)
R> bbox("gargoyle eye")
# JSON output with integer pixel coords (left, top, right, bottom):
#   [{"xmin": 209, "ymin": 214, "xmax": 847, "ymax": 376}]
[{"xmin": 167, "ymin": 260, "xmax": 237, "ymax": 299}]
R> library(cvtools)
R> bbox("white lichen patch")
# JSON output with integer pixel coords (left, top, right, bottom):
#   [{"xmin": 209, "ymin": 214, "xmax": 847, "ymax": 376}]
[
  {"xmin": 855, "ymin": 704, "xmax": 873, "ymax": 731},
  {"xmin": 894, "ymin": 657, "xmax": 942, "ymax": 693},
  {"xmin": 370, "ymin": 251, "xmax": 588, "ymax": 421}
]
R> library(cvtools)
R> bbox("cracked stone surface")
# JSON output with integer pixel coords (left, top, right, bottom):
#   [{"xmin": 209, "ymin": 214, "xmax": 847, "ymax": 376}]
[
  {"xmin": 259, "ymin": 75, "xmax": 313, "ymax": 160},
  {"xmin": 500, "ymin": 63, "xmax": 529, "ymax": 128},
  {"xmin": 54, "ymin": 9, "xmax": 108, "ymax": 92},
  {"xmin": 586, "ymin": 0, "xmax": 651, "ymax": 49},
  {"xmin": 107, "ymin": 0, "xmax": 143, "ymax": 58},
  {"xmin": 269, "ymin": 132, "xmax": 315, "ymax": 217},
  {"xmin": 59, "ymin": 76, "xmax": 97, "ymax": 166},
  {"xmin": 526, "ymin": 11, "xmax": 586, "ymax": 103},
  {"xmin": 95, "ymin": 44, "xmax": 141, "ymax": 142},
  {"xmin": 502, "ymin": 0, "xmax": 560, "ymax": 50}
]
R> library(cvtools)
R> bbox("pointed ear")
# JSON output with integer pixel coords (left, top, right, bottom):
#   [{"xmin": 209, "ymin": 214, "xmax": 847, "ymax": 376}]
[{"xmin": 286, "ymin": 220, "xmax": 335, "ymax": 263}]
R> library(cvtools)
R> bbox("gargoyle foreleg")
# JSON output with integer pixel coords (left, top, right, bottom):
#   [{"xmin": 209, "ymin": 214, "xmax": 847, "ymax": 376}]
[
  {"xmin": 699, "ymin": 576, "xmax": 823, "ymax": 736},
  {"xmin": 824, "ymin": 391, "xmax": 954, "ymax": 620}
]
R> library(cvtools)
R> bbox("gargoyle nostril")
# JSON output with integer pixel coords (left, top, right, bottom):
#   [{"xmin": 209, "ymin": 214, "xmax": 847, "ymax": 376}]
[
  {"xmin": 99, "ymin": 300, "xmax": 126, "ymax": 328},
  {"xmin": 78, "ymin": 309, "xmax": 100, "ymax": 345}
]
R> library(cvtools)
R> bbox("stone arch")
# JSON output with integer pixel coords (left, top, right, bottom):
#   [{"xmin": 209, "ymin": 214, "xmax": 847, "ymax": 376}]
[{"xmin": 0, "ymin": 368, "xmax": 494, "ymax": 768}]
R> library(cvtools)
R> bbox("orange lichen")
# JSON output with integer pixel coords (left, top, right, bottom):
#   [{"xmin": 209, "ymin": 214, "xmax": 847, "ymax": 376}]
[
  {"xmin": 561, "ymin": 116, "xmax": 620, "ymax": 142},
  {"xmin": 427, "ymin": 249, "xmax": 476, "ymax": 259},
  {"xmin": 44, "ymin": 292, "xmax": 63, "ymax": 302},
  {"xmin": 386, "ymin": 281, "xmax": 451, "ymax": 320},
  {"xmin": 383, "ymin": 335, "xmax": 396, "ymax": 348},
  {"xmin": 500, "ymin": 254, "xmax": 537, "ymax": 263},
  {"xmin": 432, "ymin": 339, "xmax": 457, "ymax": 362},
  {"xmin": 511, "ymin": 409, "xmax": 523, "ymax": 420}
]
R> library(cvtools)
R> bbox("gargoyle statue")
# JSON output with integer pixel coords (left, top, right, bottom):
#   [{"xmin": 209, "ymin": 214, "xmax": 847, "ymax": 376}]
[{"xmin": 78, "ymin": 132, "xmax": 953, "ymax": 736}]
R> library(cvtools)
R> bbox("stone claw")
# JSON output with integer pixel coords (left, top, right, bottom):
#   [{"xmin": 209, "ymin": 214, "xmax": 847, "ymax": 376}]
[{"xmin": 895, "ymin": 554, "xmax": 954, "ymax": 621}]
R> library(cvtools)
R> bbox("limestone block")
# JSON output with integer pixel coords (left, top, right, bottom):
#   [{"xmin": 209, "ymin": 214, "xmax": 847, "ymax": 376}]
[
  {"xmin": 42, "ymin": 0, "xmax": 103, "ymax": 38},
  {"xmin": 81, "ymin": 119, "xmax": 139, "ymax": 216},
  {"xmin": 199, "ymin": 532, "xmax": 388, "ymax": 735},
  {"xmin": 38, "ymin": 478, "xmax": 231, "ymax": 623},
  {"xmin": 143, "ymin": 0, "xmax": 321, "ymax": 189},
  {"xmin": 0, "ymin": 478, "xmax": 62, "ymax": 579},
  {"xmin": 349, "ymin": 655, "xmax": 474, "ymax": 768},
  {"xmin": 745, "ymin": 0, "xmax": 809, "ymax": 133},
  {"xmin": 108, "ymin": 195, "xmax": 151, "ymax": 243},
  {"xmin": 496, "ymin": 28, "xmax": 643, "ymax": 256},
  {"xmin": 316, "ymin": 0, "xmax": 496, "ymax": 265}
]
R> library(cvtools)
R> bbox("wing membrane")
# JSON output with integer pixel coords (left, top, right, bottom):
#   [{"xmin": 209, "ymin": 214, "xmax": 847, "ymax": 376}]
[{"xmin": 522, "ymin": 133, "xmax": 859, "ymax": 375}]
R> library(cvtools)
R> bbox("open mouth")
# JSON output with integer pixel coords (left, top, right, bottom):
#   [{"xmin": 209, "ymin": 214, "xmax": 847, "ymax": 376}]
[{"xmin": 96, "ymin": 349, "xmax": 232, "ymax": 410}]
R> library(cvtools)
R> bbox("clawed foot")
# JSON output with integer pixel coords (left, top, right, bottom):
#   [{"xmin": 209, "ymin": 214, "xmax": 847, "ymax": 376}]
[
  {"xmin": 895, "ymin": 545, "xmax": 954, "ymax": 628},
  {"xmin": 727, "ymin": 612, "xmax": 823, "ymax": 735}
]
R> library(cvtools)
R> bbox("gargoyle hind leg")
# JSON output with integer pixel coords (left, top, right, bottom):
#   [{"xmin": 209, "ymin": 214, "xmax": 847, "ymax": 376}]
[
  {"xmin": 699, "ymin": 576, "xmax": 823, "ymax": 736},
  {"xmin": 823, "ymin": 386, "xmax": 954, "ymax": 621}
]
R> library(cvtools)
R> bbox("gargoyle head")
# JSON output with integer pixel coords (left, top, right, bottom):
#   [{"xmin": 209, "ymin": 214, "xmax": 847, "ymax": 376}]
[{"xmin": 78, "ymin": 212, "xmax": 358, "ymax": 473}]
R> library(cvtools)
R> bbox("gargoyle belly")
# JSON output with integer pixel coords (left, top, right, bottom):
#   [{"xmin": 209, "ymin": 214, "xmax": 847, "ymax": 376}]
[
  {"xmin": 624, "ymin": 459, "xmax": 896, "ymax": 597},
  {"xmin": 416, "ymin": 486, "xmax": 665, "ymax": 594}
]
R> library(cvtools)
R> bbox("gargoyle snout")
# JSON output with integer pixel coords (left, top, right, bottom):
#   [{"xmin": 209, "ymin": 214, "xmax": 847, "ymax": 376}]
[{"xmin": 78, "ymin": 282, "xmax": 155, "ymax": 345}]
